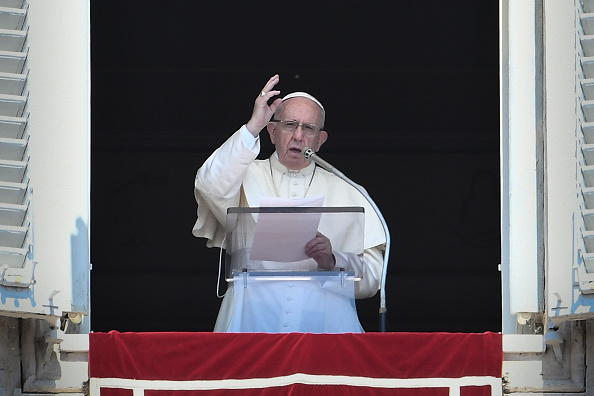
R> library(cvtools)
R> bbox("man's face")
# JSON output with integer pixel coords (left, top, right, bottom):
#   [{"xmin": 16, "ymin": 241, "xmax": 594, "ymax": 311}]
[{"xmin": 267, "ymin": 97, "xmax": 328, "ymax": 170}]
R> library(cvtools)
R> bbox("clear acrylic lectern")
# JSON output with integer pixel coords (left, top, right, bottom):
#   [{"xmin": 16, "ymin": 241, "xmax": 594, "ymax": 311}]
[
  {"xmin": 225, "ymin": 206, "xmax": 365, "ymax": 282},
  {"xmin": 223, "ymin": 206, "xmax": 366, "ymax": 333}
]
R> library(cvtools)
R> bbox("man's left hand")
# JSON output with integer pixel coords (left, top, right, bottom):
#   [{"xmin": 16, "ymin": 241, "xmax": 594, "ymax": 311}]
[{"xmin": 305, "ymin": 232, "xmax": 335, "ymax": 270}]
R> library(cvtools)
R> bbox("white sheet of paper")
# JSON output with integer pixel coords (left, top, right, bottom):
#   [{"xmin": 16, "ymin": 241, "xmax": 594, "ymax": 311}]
[{"xmin": 250, "ymin": 195, "xmax": 324, "ymax": 262}]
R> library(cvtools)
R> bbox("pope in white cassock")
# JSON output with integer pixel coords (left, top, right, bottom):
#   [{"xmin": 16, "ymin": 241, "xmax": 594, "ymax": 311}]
[{"xmin": 193, "ymin": 74, "xmax": 386, "ymax": 333}]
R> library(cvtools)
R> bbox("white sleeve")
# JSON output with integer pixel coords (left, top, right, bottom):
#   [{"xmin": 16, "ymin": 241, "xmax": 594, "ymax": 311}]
[
  {"xmin": 192, "ymin": 126, "xmax": 261, "ymax": 246},
  {"xmin": 240, "ymin": 124, "xmax": 260, "ymax": 150},
  {"xmin": 195, "ymin": 125, "xmax": 260, "ymax": 200},
  {"xmin": 333, "ymin": 245, "xmax": 384, "ymax": 299}
]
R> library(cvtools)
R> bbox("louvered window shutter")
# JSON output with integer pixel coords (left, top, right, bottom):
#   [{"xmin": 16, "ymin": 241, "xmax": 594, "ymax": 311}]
[
  {"xmin": 576, "ymin": 0, "xmax": 594, "ymax": 293},
  {"xmin": 0, "ymin": 0, "xmax": 33, "ymax": 288}
]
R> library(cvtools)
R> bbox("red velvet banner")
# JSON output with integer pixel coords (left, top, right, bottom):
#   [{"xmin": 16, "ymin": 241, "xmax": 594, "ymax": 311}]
[{"xmin": 89, "ymin": 332, "xmax": 502, "ymax": 396}]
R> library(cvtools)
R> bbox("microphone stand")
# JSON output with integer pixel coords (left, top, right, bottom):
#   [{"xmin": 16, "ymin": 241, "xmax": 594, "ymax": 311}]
[{"xmin": 303, "ymin": 148, "xmax": 391, "ymax": 332}]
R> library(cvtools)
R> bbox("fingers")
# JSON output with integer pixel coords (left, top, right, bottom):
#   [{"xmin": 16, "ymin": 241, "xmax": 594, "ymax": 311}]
[
  {"xmin": 258, "ymin": 74, "xmax": 281, "ymax": 101},
  {"xmin": 268, "ymin": 97, "xmax": 283, "ymax": 114},
  {"xmin": 305, "ymin": 232, "xmax": 327, "ymax": 251},
  {"xmin": 246, "ymin": 75, "xmax": 282, "ymax": 135},
  {"xmin": 305, "ymin": 232, "xmax": 335, "ymax": 269},
  {"xmin": 261, "ymin": 74, "xmax": 280, "ymax": 94}
]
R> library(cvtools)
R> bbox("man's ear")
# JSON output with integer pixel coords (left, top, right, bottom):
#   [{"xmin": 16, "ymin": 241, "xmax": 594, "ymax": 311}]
[
  {"xmin": 267, "ymin": 122, "xmax": 276, "ymax": 144},
  {"xmin": 315, "ymin": 130, "xmax": 328, "ymax": 151}
]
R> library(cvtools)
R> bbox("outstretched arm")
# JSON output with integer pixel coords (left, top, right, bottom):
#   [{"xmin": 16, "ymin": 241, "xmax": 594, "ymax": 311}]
[{"xmin": 196, "ymin": 74, "xmax": 283, "ymax": 199}]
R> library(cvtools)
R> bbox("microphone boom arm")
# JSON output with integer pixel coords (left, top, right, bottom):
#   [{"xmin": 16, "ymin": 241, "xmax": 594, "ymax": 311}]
[{"xmin": 303, "ymin": 148, "xmax": 391, "ymax": 332}]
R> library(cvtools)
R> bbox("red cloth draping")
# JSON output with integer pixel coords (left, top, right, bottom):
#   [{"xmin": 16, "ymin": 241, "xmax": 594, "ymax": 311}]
[{"xmin": 89, "ymin": 331, "xmax": 502, "ymax": 396}]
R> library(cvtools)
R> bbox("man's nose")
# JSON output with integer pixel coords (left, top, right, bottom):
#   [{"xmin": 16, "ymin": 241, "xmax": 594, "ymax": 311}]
[{"xmin": 292, "ymin": 126, "xmax": 305, "ymax": 140}]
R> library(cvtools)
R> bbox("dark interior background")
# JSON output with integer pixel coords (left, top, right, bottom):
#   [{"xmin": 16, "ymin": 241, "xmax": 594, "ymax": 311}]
[{"xmin": 90, "ymin": 1, "xmax": 501, "ymax": 333}]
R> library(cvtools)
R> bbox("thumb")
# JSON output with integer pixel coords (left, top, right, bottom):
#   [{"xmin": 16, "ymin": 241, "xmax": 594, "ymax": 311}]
[{"xmin": 269, "ymin": 98, "xmax": 283, "ymax": 115}]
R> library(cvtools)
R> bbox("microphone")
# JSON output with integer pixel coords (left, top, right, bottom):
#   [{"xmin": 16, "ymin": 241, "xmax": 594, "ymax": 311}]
[
  {"xmin": 302, "ymin": 147, "xmax": 345, "ymax": 178},
  {"xmin": 301, "ymin": 146, "xmax": 391, "ymax": 332}
]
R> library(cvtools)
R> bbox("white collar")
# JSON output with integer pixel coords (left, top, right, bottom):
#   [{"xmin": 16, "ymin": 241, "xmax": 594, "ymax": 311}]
[{"xmin": 270, "ymin": 151, "xmax": 316, "ymax": 175}]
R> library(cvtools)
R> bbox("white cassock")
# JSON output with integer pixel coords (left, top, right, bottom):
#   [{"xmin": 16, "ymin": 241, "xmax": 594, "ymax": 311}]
[{"xmin": 193, "ymin": 125, "xmax": 386, "ymax": 333}]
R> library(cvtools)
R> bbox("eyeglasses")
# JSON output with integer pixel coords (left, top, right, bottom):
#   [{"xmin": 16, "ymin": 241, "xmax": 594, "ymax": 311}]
[{"xmin": 271, "ymin": 119, "xmax": 322, "ymax": 137}]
